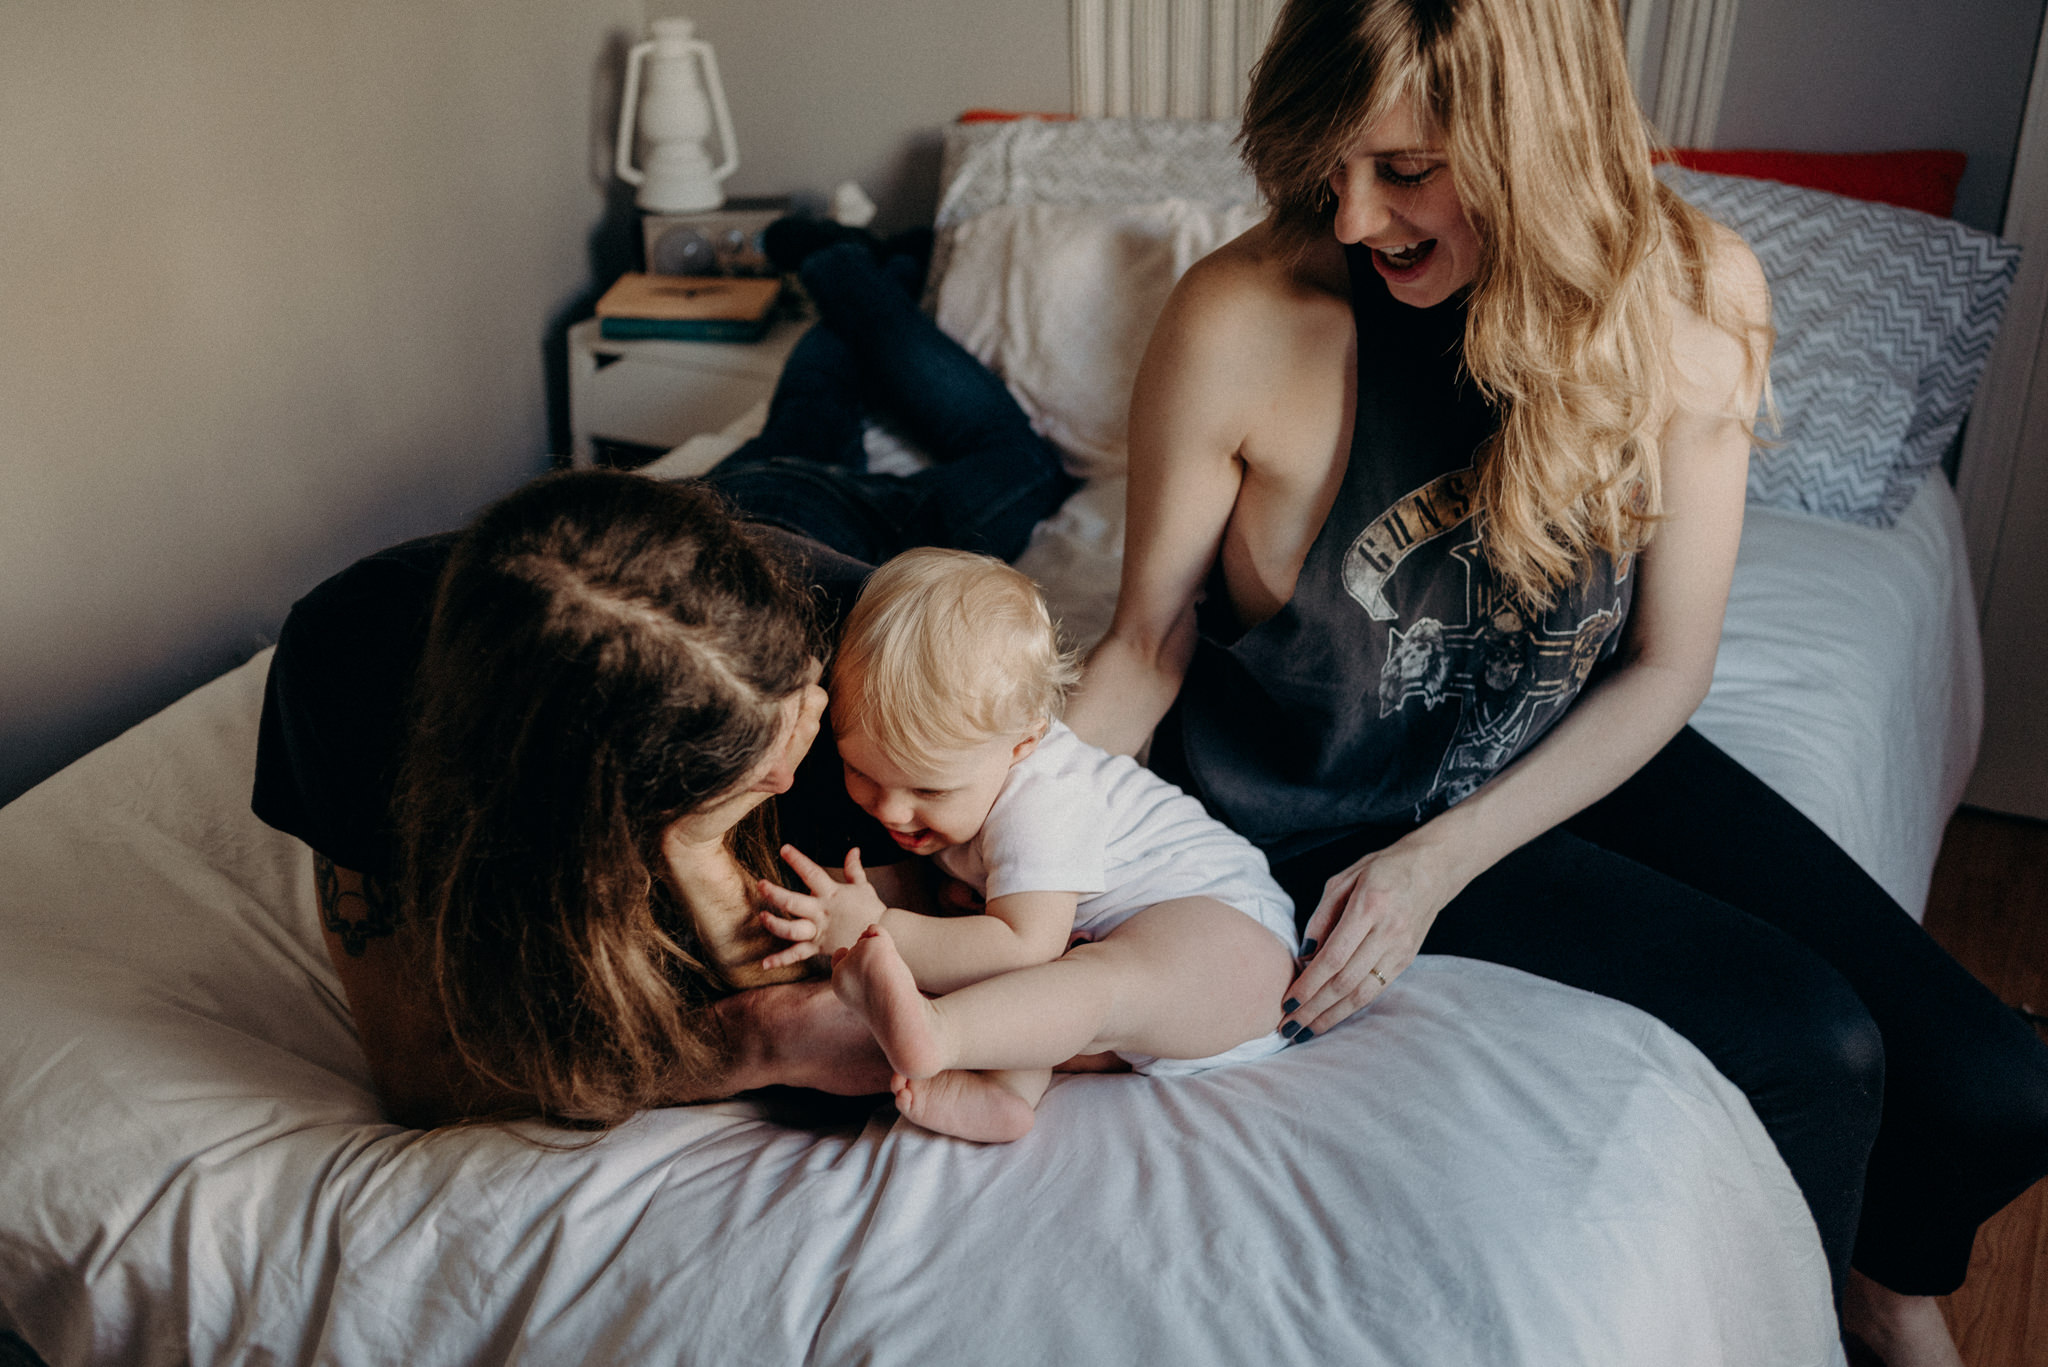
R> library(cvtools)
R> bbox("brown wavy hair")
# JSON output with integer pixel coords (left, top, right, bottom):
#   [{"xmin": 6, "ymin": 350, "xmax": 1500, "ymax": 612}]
[
  {"xmin": 391, "ymin": 470, "xmax": 818, "ymax": 1128},
  {"xmin": 1241, "ymin": 0, "xmax": 1770, "ymax": 607}
]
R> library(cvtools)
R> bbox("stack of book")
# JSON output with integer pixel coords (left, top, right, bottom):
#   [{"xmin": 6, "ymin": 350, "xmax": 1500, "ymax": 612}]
[{"xmin": 594, "ymin": 273, "xmax": 782, "ymax": 342}]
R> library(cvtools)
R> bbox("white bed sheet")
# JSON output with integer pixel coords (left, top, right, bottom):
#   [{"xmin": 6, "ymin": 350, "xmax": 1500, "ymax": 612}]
[
  {"xmin": 0, "ymin": 653, "xmax": 1841, "ymax": 1365},
  {"xmin": 1691, "ymin": 474, "xmax": 1980, "ymax": 917}
]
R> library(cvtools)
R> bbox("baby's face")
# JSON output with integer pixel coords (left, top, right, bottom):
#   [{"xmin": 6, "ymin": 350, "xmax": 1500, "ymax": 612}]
[{"xmin": 837, "ymin": 723, "xmax": 1037, "ymax": 857}]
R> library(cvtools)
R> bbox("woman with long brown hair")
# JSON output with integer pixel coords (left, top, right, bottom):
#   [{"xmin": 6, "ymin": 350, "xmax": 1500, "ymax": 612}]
[
  {"xmin": 256, "ymin": 471, "xmax": 889, "ymax": 1127},
  {"xmin": 253, "ymin": 240, "xmax": 1080, "ymax": 1130},
  {"xmin": 1066, "ymin": 1, "xmax": 2048, "ymax": 1359}
]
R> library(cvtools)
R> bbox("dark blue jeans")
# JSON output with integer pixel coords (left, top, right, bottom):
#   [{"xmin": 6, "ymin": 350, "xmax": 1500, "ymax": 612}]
[{"xmin": 702, "ymin": 243, "xmax": 1076, "ymax": 565}]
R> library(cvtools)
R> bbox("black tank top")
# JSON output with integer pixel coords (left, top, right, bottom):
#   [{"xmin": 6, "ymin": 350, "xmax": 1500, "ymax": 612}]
[{"xmin": 1174, "ymin": 247, "xmax": 1635, "ymax": 859}]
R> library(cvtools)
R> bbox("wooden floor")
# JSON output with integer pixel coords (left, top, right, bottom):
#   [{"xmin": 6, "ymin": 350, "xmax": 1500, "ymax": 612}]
[{"xmin": 1923, "ymin": 806, "xmax": 2048, "ymax": 1367}]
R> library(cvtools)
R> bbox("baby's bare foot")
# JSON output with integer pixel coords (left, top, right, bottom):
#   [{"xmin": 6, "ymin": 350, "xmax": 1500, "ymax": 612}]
[
  {"xmin": 892, "ymin": 1071, "xmax": 1037, "ymax": 1143},
  {"xmin": 832, "ymin": 927, "xmax": 948, "ymax": 1079}
]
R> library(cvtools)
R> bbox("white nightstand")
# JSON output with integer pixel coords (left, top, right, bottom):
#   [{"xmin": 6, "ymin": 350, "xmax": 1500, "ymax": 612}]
[{"xmin": 566, "ymin": 316, "xmax": 806, "ymax": 467}]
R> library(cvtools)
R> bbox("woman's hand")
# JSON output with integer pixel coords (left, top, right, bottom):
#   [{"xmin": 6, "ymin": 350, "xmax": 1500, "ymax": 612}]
[
  {"xmin": 756, "ymin": 844, "xmax": 888, "ymax": 968},
  {"xmin": 713, "ymin": 980, "xmax": 893, "ymax": 1097},
  {"xmin": 1282, "ymin": 836, "xmax": 1462, "ymax": 1040}
]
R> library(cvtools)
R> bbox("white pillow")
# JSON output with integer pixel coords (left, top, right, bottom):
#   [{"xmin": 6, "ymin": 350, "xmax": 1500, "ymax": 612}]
[
  {"xmin": 935, "ymin": 198, "xmax": 1263, "ymax": 478},
  {"xmin": 934, "ymin": 118, "xmax": 1251, "ymax": 230}
]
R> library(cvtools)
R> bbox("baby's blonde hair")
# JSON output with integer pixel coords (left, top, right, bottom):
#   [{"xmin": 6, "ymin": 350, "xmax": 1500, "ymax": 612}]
[{"xmin": 831, "ymin": 548, "xmax": 1081, "ymax": 770}]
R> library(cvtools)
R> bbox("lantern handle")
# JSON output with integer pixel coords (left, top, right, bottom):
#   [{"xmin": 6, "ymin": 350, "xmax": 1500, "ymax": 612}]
[
  {"xmin": 613, "ymin": 37, "xmax": 652, "ymax": 188},
  {"xmin": 690, "ymin": 39, "xmax": 740, "ymax": 185}
]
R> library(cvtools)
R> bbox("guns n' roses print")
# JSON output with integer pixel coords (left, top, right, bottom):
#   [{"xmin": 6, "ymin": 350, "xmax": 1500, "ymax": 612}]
[
  {"xmin": 1346, "ymin": 469, "xmax": 1630, "ymax": 812},
  {"xmin": 1175, "ymin": 255, "xmax": 1633, "ymax": 854}
]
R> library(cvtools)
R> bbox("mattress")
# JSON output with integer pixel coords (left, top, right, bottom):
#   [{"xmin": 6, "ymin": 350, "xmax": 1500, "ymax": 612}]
[
  {"xmin": 1690, "ymin": 473, "xmax": 1980, "ymax": 917},
  {"xmin": 0, "ymin": 653, "xmax": 1841, "ymax": 1365}
]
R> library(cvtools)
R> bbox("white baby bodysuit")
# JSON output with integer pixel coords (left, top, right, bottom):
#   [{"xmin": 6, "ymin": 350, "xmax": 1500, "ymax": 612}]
[{"xmin": 934, "ymin": 722, "xmax": 1298, "ymax": 1074}]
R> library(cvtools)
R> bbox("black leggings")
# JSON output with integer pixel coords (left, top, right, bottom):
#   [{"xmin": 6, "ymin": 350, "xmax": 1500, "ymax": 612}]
[{"xmin": 1264, "ymin": 727, "xmax": 2048, "ymax": 1300}]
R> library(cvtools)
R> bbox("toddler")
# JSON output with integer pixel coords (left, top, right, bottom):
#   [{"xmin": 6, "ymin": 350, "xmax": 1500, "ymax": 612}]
[{"xmin": 757, "ymin": 548, "xmax": 1298, "ymax": 1141}]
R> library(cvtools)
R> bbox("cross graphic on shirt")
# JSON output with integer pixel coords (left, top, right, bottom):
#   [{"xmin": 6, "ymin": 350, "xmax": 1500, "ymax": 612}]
[{"xmin": 1378, "ymin": 538, "xmax": 1629, "ymax": 811}]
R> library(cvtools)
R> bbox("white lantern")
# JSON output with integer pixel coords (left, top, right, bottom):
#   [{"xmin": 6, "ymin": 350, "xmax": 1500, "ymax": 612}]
[{"xmin": 614, "ymin": 18, "xmax": 739, "ymax": 214}]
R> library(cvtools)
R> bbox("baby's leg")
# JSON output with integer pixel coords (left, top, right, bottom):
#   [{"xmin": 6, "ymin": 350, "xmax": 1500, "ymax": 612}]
[
  {"xmin": 893, "ymin": 1067, "xmax": 1051, "ymax": 1143},
  {"xmin": 1068, "ymin": 898, "xmax": 1294, "ymax": 1063},
  {"xmin": 833, "ymin": 926, "xmax": 952, "ymax": 1078},
  {"xmin": 832, "ymin": 901, "xmax": 1291, "ymax": 1077}
]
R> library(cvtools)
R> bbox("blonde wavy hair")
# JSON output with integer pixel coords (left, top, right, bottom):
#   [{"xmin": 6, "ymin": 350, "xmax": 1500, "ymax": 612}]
[
  {"xmin": 1241, "ymin": 0, "xmax": 1770, "ymax": 607},
  {"xmin": 831, "ymin": 548, "xmax": 1082, "ymax": 770}
]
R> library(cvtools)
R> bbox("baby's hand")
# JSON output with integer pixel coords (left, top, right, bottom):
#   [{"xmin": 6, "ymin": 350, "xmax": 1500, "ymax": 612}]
[{"xmin": 757, "ymin": 844, "xmax": 888, "ymax": 969}]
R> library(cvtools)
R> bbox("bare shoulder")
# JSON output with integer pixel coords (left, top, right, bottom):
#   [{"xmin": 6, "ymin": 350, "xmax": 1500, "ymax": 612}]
[
  {"xmin": 1666, "ymin": 219, "xmax": 1770, "ymax": 418},
  {"xmin": 1149, "ymin": 223, "xmax": 1354, "ymax": 381},
  {"xmin": 1702, "ymin": 218, "xmax": 1769, "ymax": 319},
  {"xmin": 1136, "ymin": 221, "xmax": 1355, "ymax": 456}
]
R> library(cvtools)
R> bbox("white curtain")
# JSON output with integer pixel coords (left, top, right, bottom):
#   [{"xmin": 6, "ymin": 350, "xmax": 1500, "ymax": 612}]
[{"xmin": 1073, "ymin": 0, "xmax": 1738, "ymax": 146}]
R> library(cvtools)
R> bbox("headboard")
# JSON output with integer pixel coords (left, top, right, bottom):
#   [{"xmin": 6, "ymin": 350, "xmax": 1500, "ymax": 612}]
[{"xmin": 1067, "ymin": 0, "xmax": 1741, "ymax": 146}]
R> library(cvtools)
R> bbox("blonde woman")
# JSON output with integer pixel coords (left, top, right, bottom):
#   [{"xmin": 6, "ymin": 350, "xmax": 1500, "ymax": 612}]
[{"xmin": 1065, "ymin": 1, "xmax": 2048, "ymax": 1360}]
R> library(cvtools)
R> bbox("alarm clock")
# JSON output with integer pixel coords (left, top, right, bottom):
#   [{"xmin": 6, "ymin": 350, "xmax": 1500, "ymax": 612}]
[{"xmin": 642, "ymin": 197, "xmax": 791, "ymax": 277}]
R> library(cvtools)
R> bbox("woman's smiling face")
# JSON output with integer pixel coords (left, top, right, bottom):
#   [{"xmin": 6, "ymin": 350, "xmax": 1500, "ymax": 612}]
[
  {"xmin": 1328, "ymin": 98, "xmax": 1481, "ymax": 308},
  {"xmin": 663, "ymin": 664, "xmax": 828, "ymax": 849}
]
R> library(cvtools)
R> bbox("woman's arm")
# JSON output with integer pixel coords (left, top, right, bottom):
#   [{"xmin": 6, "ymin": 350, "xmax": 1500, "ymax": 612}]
[
  {"xmin": 313, "ymin": 857, "xmax": 529, "ymax": 1127},
  {"xmin": 1282, "ymin": 232, "xmax": 1771, "ymax": 1038},
  {"xmin": 708, "ymin": 981, "xmax": 895, "ymax": 1096},
  {"xmin": 1064, "ymin": 262, "xmax": 1262, "ymax": 757},
  {"xmin": 1069, "ymin": 235, "xmax": 1356, "ymax": 757}
]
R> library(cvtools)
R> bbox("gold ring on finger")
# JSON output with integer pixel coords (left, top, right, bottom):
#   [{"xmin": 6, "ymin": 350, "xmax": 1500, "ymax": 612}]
[{"xmin": 1368, "ymin": 966, "xmax": 1389, "ymax": 988}]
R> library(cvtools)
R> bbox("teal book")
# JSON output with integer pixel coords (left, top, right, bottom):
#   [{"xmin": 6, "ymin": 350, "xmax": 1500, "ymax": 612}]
[
  {"xmin": 595, "ymin": 273, "xmax": 781, "ymax": 344},
  {"xmin": 598, "ymin": 315, "xmax": 774, "ymax": 343}
]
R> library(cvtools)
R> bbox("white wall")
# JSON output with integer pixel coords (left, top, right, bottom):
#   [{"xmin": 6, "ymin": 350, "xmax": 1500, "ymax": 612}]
[
  {"xmin": 0, "ymin": 0, "xmax": 1072, "ymax": 805},
  {"xmin": 1715, "ymin": 0, "xmax": 2047, "ymax": 232},
  {"xmin": 660, "ymin": 0, "xmax": 1070, "ymax": 233},
  {"xmin": 0, "ymin": 0, "xmax": 643, "ymax": 803}
]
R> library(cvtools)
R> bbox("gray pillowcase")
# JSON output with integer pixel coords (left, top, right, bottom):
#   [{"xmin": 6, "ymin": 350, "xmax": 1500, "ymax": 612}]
[{"xmin": 1660, "ymin": 164, "xmax": 2019, "ymax": 526}]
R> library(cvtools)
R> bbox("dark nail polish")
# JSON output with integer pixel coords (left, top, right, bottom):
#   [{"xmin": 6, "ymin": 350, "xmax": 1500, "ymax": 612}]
[
  {"xmin": 1280, "ymin": 1020, "xmax": 1300, "ymax": 1038},
  {"xmin": 1294, "ymin": 1028, "xmax": 1315, "ymax": 1045},
  {"xmin": 1283, "ymin": 998, "xmax": 1300, "ymax": 1013},
  {"xmin": 1300, "ymin": 938, "xmax": 1318, "ymax": 956}
]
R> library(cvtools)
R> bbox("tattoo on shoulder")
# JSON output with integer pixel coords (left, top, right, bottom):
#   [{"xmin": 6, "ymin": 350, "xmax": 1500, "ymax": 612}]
[{"xmin": 314, "ymin": 854, "xmax": 398, "ymax": 957}]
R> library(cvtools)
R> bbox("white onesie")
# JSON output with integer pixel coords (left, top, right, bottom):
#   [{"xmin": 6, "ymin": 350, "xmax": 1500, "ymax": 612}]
[{"xmin": 933, "ymin": 722, "xmax": 1298, "ymax": 1075}]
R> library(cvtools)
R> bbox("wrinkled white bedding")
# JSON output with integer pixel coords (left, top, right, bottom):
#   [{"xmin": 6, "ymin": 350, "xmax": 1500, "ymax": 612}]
[
  {"xmin": 1690, "ymin": 475, "xmax": 1981, "ymax": 916},
  {"xmin": 0, "ymin": 654, "xmax": 1842, "ymax": 1365}
]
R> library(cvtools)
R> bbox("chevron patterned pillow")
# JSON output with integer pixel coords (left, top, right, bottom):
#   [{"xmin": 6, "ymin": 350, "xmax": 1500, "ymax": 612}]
[{"xmin": 1659, "ymin": 164, "xmax": 2020, "ymax": 526}]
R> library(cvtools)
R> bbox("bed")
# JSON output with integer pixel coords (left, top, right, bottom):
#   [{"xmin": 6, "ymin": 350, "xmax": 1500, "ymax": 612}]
[{"xmin": 0, "ymin": 121, "xmax": 2015, "ymax": 1365}]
